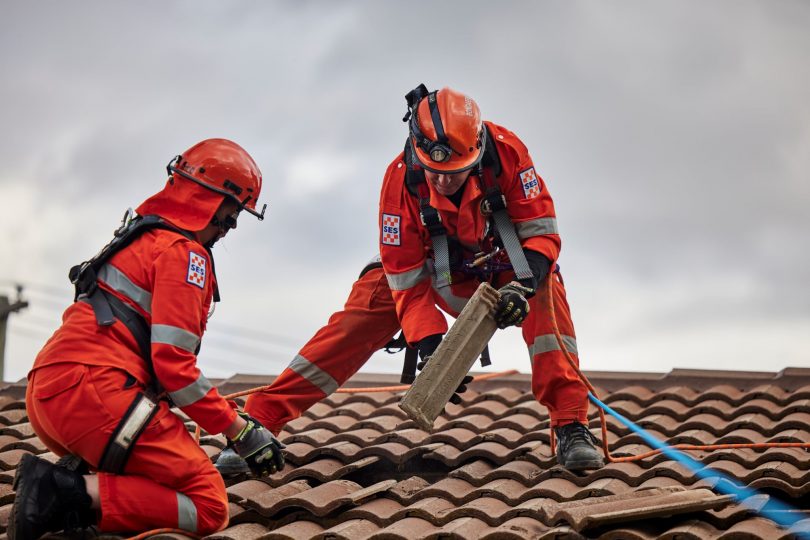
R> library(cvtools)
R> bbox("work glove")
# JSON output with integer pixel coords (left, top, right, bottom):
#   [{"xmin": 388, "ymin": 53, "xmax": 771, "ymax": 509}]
[
  {"xmin": 495, "ymin": 281, "xmax": 534, "ymax": 329},
  {"xmin": 416, "ymin": 333, "xmax": 473, "ymax": 405},
  {"xmin": 229, "ymin": 411, "xmax": 286, "ymax": 476}
]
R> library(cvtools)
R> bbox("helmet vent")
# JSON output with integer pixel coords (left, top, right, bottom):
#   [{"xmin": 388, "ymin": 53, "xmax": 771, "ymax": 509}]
[{"xmin": 223, "ymin": 180, "xmax": 243, "ymax": 195}]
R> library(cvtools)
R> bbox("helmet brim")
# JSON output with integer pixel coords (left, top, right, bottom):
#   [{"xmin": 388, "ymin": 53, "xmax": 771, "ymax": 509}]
[{"xmin": 409, "ymin": 137, "xmax": 484, "ymax": 174}]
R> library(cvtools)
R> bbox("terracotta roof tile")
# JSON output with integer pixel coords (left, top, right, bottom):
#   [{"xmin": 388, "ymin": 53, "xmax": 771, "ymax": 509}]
[
  {"xmin": 2, "ymin": 368, "xmax": 809, "ymax": 539},
  {"xmin": 206, "ymin": 522, "xmax": 271, "ymax": 540},
  {"xmin": 263, "ymin": 520, "xmax": 325, "ymax": 539},
  {"xmin": 317, "ymin": 518, "xmax": 381, "ymax": 539}
]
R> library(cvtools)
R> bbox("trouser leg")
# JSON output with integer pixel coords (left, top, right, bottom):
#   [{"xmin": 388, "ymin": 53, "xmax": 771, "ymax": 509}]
[
  {"xmin": 521, "ymin": 271, "xmax": 590, "ymax": 427},
  {"xmin": 26, "ymin": 364, "xmax": 229, "ymax": 535},
  {"xmin": 245, "ymin": 267, "xmax": 400, "ymax": 432}
]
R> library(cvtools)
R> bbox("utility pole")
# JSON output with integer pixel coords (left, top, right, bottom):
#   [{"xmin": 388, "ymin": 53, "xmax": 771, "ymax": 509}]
[{"xmin": 0, "ymin": 285, "xmax": 29, "ymax": 382}]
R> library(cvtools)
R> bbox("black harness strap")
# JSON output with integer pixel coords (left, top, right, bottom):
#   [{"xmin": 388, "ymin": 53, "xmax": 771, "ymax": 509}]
[{"xmin": 71, "ymin": 212, "xmax": 210, "ymax": 474}]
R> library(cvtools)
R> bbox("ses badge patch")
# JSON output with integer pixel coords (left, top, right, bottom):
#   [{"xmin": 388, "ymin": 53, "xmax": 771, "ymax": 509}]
[
  {"xmin": 187, "ymin": 252, "xmax": 207, "ymax": 289},
  {"xmin": 381, "ymin": 214, "xmax": 401, "ymax": 246},
  {"xmin": 519, "ymin": 167, "xmax": 541, "ymax": 199}
]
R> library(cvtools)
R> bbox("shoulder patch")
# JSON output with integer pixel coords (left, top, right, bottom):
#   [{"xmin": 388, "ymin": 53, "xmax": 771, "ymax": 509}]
[
  {"xmin": 186, "ymin": 252, "xmax": 207, "ymax": 289},
  {"xmin": 519, "ymin": 167, "xmax": 541, "ymax": 199},
  {"xmin": 381, "ymin": 213, "xmax": 401, "ymax": 246}
]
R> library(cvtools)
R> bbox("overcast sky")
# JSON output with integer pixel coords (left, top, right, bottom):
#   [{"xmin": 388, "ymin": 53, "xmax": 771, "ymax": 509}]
[{"xmin": 1, "ymin": 1, "xmax": 808, "ymax": 383}]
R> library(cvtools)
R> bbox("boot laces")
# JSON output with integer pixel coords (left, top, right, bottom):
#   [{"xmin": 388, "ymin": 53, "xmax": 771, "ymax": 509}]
[{"xmin": 557, "ymin": 422, "xmax": 598, "ymax": 453}]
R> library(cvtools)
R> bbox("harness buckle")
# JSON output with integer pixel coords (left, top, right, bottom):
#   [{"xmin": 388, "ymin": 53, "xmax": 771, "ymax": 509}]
[{"xmin": 481, "ymin": 192, "xmax": 507, "ymax": 215}]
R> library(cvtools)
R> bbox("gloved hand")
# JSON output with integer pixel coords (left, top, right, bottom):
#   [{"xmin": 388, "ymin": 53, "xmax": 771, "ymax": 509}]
[
  {"xmin": 495, "ymin": 281, "xmax": 534, "ymax": 329},
  {"xmin": 416, "ymin": 333, "xmax": 473, "ymax": 405},
  {"xmin": 229, "ymin": 411, "xmax": 286, "ymax": 476}
]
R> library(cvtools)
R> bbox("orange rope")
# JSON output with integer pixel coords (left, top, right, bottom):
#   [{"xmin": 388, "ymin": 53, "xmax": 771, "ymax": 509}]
[
  {"xmin": 193, "ymin": 370, "xmax": 520, "ymax": 442},
  {"xmin": 543, "ymin": 271, "xmax": 810, "ymax": 462}
]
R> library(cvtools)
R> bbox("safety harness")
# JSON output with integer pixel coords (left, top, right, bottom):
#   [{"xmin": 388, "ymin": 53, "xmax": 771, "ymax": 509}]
[
  {"xmin": 387, "ymin": 128, "xmax": 536, "ymax": 383},
  {"xmin": 69, "ymin": 210, "xmax": 217, "ymax": 473}
]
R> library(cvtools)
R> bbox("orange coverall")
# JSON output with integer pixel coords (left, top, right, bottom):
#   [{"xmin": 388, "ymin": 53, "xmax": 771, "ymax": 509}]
[
  {"xmin": 27, "ymin": 228, "xmax": 234, "ymax": 534},
  {"xmin": 247, "ymin": 122, "xmax": 588, "ymax": 429}
]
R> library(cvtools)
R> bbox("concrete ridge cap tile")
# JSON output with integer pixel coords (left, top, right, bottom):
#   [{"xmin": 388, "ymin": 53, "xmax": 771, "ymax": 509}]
[
  {"xmin": 554, "ymin": 488, "xmax": 733, "ymax": 532},
  {"xmin": 342, "ymin": 496, "xmax": 405, "ymax": 525},
  {"xmin": 262, "ymin": 520, "xmax": 325, "ymax": 540},
  {"xmin": 315, "ymin": 518, "xmax": 382, "ymax": 540},
  {"xmin": 205, "ymin": 522, "xmax": 270, "ymax": 540}
]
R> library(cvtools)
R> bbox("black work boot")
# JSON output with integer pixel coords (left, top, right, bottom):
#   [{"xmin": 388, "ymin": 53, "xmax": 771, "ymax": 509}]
[
  {"xmin": 554, "ymin": 421, "xmax": 604, "ymax": 471},
  {"xmin": 9, "ymin": 454, "xmax": 95, "ymax": 540}
]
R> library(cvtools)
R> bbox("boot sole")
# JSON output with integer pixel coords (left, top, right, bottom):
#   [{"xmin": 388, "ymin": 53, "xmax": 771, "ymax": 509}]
[
  {"xmin": 9, "ymin": 453, "xmax": 39, "ymax": 540},
  {"xmin": 563, "ymin": 458, "xmax": 604, "ymax": 471}
]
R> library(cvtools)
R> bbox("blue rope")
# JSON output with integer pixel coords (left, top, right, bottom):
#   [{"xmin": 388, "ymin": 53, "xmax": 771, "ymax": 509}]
[{"xmin": 588, "ymin": 392, "xmax": 808, "ymax": 536}]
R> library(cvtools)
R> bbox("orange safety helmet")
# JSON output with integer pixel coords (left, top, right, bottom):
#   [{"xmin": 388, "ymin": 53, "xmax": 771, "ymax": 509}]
[
  {"xmin": 136, "ymin": 138, "xmax": 265, "ymax": 232},
  {"xmin": 405, "ymin": 84, "xmax": 485, "ymax": 174}
]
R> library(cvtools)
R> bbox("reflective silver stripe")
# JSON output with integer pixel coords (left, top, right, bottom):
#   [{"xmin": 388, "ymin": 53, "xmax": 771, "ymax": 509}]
[
  {"xmin": 529, "ymin": 333, "xmax": 578, "ymax": 358},
  {"xmin": 152, "ymin": 324, "xmax": 201, "ymax": 353},
  {"xmin": 289, "ymin": 354, "xmax": 339, "ymax": 395},
  {"xmin": 431, "ymin": 279, "xmax": 469, "ymax": 313},
  {"xmin": 176, "ymin": 492, "xmax": 198, "ymax": 532},
  {"xmin": 386, "ymin": 265, "xmax": 429, "ymax": 291},
  {"xmin": 169, "ymin": 374, "xmax": 213, "ymax": 407},
  {"xmin": 98, "ymin": 264, "xmax": 152, "ymax": 314},
  {"xmin": 515, "ymin": 217, "xmax": 559, "ymax": 239}
]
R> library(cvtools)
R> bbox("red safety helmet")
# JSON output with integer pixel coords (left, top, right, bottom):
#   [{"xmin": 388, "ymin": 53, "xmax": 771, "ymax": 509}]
[
  {"xmin": 405, "ymin": 84, "xmax": 485, "ymax": 174},
  {"xmin": 137, "ymin": 138, "xmax": 265, "ymax": 231}
]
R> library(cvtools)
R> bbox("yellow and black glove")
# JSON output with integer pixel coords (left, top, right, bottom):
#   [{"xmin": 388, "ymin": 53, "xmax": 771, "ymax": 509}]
[
  {"xmin": 229, "ymin": 411, "xmax": 286, "ymax": 476},
  {"xmin": 494, "ymin": 281, "xmax": 534, "ymax": 329}
]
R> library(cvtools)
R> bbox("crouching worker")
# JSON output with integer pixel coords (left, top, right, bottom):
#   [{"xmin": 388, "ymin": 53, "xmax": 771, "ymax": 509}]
[{"xmin": 10, "ymin": 139, "xmax": 284, "ymax": 540}]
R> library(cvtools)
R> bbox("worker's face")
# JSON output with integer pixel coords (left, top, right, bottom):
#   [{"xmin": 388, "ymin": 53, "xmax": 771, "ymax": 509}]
[
  {"xmin": 197, "ymin": 200, "xmax": 241, "ymax": 248},
  {"xmin": 425, "ymin": 168, "xmax": 473, "ymax": 196}
]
